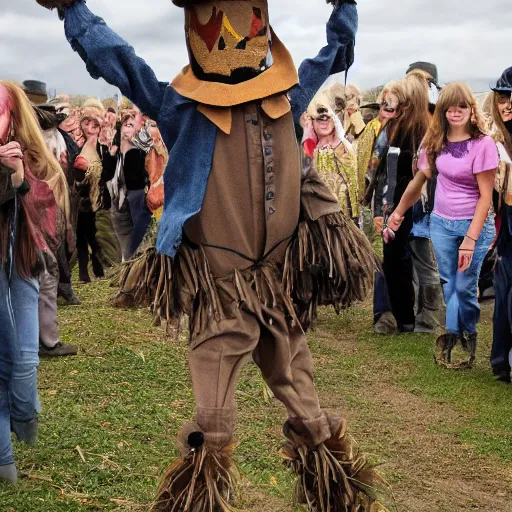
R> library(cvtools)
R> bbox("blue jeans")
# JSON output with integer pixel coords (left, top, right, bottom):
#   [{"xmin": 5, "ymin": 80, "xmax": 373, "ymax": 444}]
[
  {"xmin": 431, "ymin": 214, "xmax": 495, "ymax": 335},
  {"xmin": 0, "ymin": 268, "xmax": 40, "ymax": 465}
]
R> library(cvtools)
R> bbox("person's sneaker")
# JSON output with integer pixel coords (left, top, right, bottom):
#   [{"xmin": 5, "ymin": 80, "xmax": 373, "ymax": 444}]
[
  {"xmin": 39, "ymin": 342, "xmax": 78, "ymax": 358},
  {"xmin": 374, "ymin": 311, "xmax": 398, "ymax": 335}
]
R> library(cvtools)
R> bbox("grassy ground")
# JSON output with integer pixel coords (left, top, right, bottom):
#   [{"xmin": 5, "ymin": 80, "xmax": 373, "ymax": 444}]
[{"xmin": 1, "ymin": 278, "xmax": 511, "ymax": 511}]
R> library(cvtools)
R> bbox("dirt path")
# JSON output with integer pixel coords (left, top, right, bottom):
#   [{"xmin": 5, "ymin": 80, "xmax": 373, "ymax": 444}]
[{"xmin": 312, "ymin": 312, "xmax": 512, "ymax": 512}]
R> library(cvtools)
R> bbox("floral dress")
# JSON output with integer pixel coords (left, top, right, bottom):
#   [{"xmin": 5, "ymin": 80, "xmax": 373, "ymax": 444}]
[{"xmin": 313, "ymin": 141, "xmax": 359, "ymax": 218}]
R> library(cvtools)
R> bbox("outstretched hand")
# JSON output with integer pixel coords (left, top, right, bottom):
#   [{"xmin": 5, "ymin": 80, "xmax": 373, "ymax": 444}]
[{"xmin": 36, "ymin": 0, "xmax": 76, "ymax": 10}]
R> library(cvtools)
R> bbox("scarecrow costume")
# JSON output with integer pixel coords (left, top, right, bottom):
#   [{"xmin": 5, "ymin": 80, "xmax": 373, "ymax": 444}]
[{"xmin": 37, "ymin": 0, "xmax": 383, "ymax": 510}]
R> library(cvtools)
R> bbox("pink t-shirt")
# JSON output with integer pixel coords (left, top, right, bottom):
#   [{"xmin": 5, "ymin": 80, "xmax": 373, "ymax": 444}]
[{"xmin": 418, "ymin": 135, "xmax": 498, "ymax": 220}]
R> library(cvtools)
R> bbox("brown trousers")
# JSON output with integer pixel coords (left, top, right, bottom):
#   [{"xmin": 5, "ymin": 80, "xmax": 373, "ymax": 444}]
[{"xmin": 188, "ymin": 279, "xmax": 331, "ymax": 449}]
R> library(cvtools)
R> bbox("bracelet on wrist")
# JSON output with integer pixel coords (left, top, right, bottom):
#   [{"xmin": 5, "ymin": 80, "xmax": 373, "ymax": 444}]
[{"xmin": 465, "ymin": 234, "xmax": 477, "ymax": 243}]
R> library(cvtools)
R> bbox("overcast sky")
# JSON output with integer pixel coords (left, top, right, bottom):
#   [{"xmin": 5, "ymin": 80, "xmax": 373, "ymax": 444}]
[{"xmin": 2, "ymin": 0, "xmax": 511, "ymax": 98}]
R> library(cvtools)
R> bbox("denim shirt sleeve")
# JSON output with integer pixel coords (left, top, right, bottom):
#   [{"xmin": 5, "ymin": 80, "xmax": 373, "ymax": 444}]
[
  {"xmin": 64, "ymin": 1, "xmax": 167, "ymax": 120},
  {"xmin": 289, "ymin": 3, "xmax": 357, "ymax": 124}
]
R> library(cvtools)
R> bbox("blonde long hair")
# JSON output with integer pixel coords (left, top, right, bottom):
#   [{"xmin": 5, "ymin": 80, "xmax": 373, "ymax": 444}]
[
  {"xmin": 0, "ymin": 81, "xmax": 71, "ymax": 225},
  {"xmin": 423, "ymin": 82, "xmax": 489, "ymax": 171},
  {"xmin": 386, "ymin": 75, "xmax": 430, "ymax": 150}
]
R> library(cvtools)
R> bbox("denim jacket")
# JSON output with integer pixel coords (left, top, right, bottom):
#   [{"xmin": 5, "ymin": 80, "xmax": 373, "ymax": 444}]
[{"xmin": 64, "ymin": 1, "xmax": 357, "ymax": 257}]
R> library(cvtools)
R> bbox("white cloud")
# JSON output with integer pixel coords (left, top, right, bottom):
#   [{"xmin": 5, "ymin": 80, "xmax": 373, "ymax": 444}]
[{"xmin": 2, "ymin": 0, "xmax": 511, "ymax": 98}]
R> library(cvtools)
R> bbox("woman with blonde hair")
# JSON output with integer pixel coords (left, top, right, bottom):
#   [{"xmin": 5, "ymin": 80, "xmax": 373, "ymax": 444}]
[
  {"xmin": 370, "ymin": 75, "xmax": 431, "ymax": 333},
  {"xmin": 74, "ymin": 98, "xmax": 108, "ymax": 281},
  {"xmin": 389, "ymin": 83, "xmax": 498, "ymax": 368},
  {"xmin": 302, "ymin": 94, "xmax": 359, "ymax": 220},
  {"xmin": 0, "ymin": 80, "xmax": 65, "ymax": 482}
]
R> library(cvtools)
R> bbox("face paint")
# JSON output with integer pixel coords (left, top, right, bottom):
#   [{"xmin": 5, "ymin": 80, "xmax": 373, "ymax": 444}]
[
  {"xmin": 311, "ymin": 106, "xmax": 336, "ymax": 139},
  {"xmin": 185, "ymin": 0, "xmax": 273, "ymax": 84}
]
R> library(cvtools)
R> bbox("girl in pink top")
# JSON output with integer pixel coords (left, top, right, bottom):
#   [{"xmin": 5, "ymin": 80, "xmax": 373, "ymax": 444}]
[{"xmin": 388, "ymin": 83, "xmax": 498, "ymax": 369}]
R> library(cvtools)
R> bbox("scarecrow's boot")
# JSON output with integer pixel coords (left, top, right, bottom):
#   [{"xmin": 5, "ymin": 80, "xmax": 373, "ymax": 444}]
[
  {"xmin": 151, "ymin": 407, "xmax": 238, "ymax": 512},
  {"xmin": 280, "ymin": 413, "xmax": 387, "ymax": 511}
]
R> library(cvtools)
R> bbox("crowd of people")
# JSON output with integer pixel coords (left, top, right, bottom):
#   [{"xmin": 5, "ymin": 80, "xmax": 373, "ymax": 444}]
[
  {"xmin": 1, "ymin": 0, "xmax": 511, "ymax": 510},
  {"xmin": 300, "ymin": 62, "xmax": 512, "ymax": 380},
  {"xmin": 0, "ymin": 79, "xmax": 168, "ymax": 483}
]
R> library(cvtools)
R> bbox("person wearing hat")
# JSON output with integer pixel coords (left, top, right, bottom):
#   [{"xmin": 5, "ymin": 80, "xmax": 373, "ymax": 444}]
[
  {"xmin": 22, "ymin": 80, "xmax": 48, "ymax": 106},
  {"xmin": 405, "ymin": 62, "xmax": 444, "ymax": 334},
  {"xmin": 35, "ymin": 1, "xmax": 384, "ymax": 510},
  {"xmin": 33, "ymin": 102, "xmax": 80, "ymax": 358},
  {"xmin": 488, "ymin": 67, "xmax": 512, "ymax": 383}
]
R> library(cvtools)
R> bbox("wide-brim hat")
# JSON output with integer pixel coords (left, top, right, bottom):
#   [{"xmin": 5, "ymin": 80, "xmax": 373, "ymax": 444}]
[
  {"xmin": 406, "ymin": 61, "xmax": 439, "ymax": 86},
  {"xmin": 22, "ymin": 79, "xmax": 48, "ymax": 105},
  {"xmin": 491, "ymin": 67, "xmax": 512, "ymax": 94}
]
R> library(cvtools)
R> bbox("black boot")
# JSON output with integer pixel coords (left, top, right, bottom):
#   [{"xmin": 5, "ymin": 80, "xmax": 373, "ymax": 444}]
[
  {"xmin": 493, "ymin": 365, "xmax": 512, "ymax": 383},
  {"xmin": 91, "ymin": 253, "xmax": 105, "ymax": 279},
  {"xmin": 78, "ymin": 263, "xmax": 91, "ymax": 283},
  {"xmin": 57, "ymin": 283, "xmax": 81, "ymax": 305}
]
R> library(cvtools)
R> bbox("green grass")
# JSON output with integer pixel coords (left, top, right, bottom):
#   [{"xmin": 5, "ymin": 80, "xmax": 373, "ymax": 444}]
[
  {"xmin": 1, "ymin": 279, "xmax": 294, "ymax": 511},
  {"xmin": 320, "ymin": 304, "xmax": 512, "ymax": 463},
  {"xmin": 1, "ymin": 277, "xmax": 511, "ymax": 511}
]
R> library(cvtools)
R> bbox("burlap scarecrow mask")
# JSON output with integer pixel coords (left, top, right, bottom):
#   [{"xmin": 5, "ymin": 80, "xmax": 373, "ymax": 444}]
[{"xmin": 180, "ymin": 0, "xmax": 273, "ymax": 84}]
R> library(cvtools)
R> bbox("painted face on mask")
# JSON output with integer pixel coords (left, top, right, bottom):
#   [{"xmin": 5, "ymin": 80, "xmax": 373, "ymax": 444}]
[
  {"xmin": 121, "ymin": 119, "xmax": 137, "ymax": 142},
  {"xmin": 379, "ymin": 93, "xmax": 399, "ymax": 121},
  {"xmin": 312, "ymin": 108, "xmax": 335, "ymax": 139},
  {"xmin": 0, "ymin": 85, "xmax": 14, "ymax": 145},
  {"xmin": 185, "ymin": 0, "xmax": 273, "ymax": 84},
  {"xmin": 81, "ymin": 118, "xmax": 101, "ymax": 139}
]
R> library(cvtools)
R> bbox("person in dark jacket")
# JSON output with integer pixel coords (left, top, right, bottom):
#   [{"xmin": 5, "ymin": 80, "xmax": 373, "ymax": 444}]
[
  {"xmin": 373, "ymin": 75, "xmax": 430, "ymax": 332},
  {"xmin": 103, "ymin": 113, "xmax": 151, "ymax": 260}
]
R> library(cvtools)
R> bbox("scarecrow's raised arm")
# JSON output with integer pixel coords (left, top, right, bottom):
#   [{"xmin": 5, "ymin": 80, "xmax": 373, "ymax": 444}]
[
  {"xmin": 289, "ymin": 0, "xmax": 358, "ymax": 124},
  {"xmin": 36, "ymin": 0, "xmax": 168, "ymax": 120}
]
